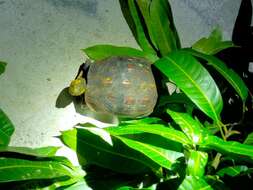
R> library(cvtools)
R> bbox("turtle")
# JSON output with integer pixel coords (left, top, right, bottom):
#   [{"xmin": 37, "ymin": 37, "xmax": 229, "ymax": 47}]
[{"xmin": 69, "ymin": 56, "xmax": 158, "ymax": 118}]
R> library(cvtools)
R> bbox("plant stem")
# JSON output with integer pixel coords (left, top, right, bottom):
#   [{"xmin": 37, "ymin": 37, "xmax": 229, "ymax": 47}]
[
  {"xmin": 218, "ymin": 122, "xmax": 226, "ymax": 141},
  {"xmin": 212, "ymin": 122, "xmax": 228, "ymax": 169},
  {"xmin": 211, "ymin": 153, "xmax": 222, "ymax": 170}
]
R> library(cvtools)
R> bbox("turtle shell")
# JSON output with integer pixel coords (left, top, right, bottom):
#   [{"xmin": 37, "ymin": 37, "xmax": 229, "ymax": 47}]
[{"xmin": 85, "ymin": 56, "xmax": 158, "ymax": 118}]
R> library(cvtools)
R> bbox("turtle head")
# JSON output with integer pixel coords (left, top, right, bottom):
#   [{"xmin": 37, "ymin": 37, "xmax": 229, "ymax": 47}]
[
  {"xmin": 68, "ymin": 77, "xmax": 86, "ymax": 96},
  {"xmin": 68, "ymin": 61, "xmax": 90, "ymax": 96}
]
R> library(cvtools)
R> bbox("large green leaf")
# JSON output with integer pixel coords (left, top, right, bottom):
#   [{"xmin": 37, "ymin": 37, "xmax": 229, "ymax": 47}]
[
  {"xmin": 105, "ymin": 121, "xmax": 185, "ymax": 170},
  {"xmin": 149, "ymin": 0, "xmax": 180, "ymax": 55},
  {"xmin": 178, "ymin": 176, "xmax": 213, "ymax": 190},
  {"xmin": 216, "ymin": 165, "xmax": 249, "ymax": 177},
  {"xmin": 0, "ymin": 109, "xmax": 15, "ymax": 146},
  {"xmin": 113, "ymin": 136, "xmax": 170, "ymax": 170},
  {"xmin": 154, "ymin": 51, "xmax": 223, "ymax": 122},
  {"xmin": 0, "ymin": 146, "xmax": 59, "ymax": 157},
  {"xmin": 60, "ymin": 128, "xmax": 160, "ymax": 174},
  {"xmin": 185, "ymin": 48, "xmax": 248, "ymax": 104},
  {"xmin": 167, "ymin": 110, "xmax": 203, "ymax": 145},
  {"xmin": 0, "ymin": 61, "xmax": 7, "ymax": 75},
  {"xmin": 82, "ymin": 45, "xmax": 158, "ymax": 62},
  {"xmin": 0, "ymin": 158, "xmax": 74, "ymax": 182},
  {"xmin": 136, "ymin": 0, "xmax": 157, "ymax": 50},
  {"xmin": 192, "ymin": 28, "xmax": 235, "ymax": 55},
  {"xmin": 186, "ymin": 150, "xmax": 208, "ymax": 176},
  {"xmin": 203, "ymin": 135, "xmax": 253, "ymax": 158},
  {"xmin": 119, "ymin": 0, "xmax": 156, "ymax": 54},
  {"xmin": 106, "ymin": 123, "xmax": 191, "ymax": 145}
]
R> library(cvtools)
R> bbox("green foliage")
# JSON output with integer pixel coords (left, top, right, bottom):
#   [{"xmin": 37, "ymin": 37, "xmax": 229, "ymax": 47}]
[
  {"xmin": 216, "ymin": 165, "xmax": 249, "ymax": 177},
  {"xmin": 0, "ymin": 64, "xmax": 87, "ymax": 189},
  {"xmin": 82, "ymin": 45, "xmax": 158, "ymax": 62},
  {"xmin": 119, "ymin": 0, "xmax": 156, "ymax": 54},
  {"xmin": 60, "ymin": 127, "xmax": 161, "ymax": 174},
  {"xmin": 0, "ymin": 109, "xmax": 15, "ymax": 146},
  {"xmin": 0, "ymin": 158, "xmax": 74, "ymax": 182},
  {"xmin": 203, "ymin": 135, "xmax": 253, "ymax": 158},
  {"xmin": 244, "ymin": 132, "xmax": 253, "ymax": 145},
  {"xmin": 0, "ymin": 146, "xmax": 60, "ymax": 157},
  {"xmin": 192, "ymin": 28, "xmax": 236, "ymax": 55},
  {"xmin": 148, "ymin": 0, "xmax": 181, "ymax": 55},
  {"xmin": 1, "ymin": 0, "xmax": 253, "ymax": 189},
  {"xmin": 185, "ymin": 48, "xmax": 248, "ymax": 107},
  {"xmin": 75, "ymin": 0, "xmax": 252, "ymax": 189},
  {"xmin": 155, "ymin": 52, "xmax": 223, "ymax": 122}
]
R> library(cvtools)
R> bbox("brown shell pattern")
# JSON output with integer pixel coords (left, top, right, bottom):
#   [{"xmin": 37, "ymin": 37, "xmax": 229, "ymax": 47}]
[{"xmin": 85, "ymin": 56, "xmax": 158, "ymax": 118}]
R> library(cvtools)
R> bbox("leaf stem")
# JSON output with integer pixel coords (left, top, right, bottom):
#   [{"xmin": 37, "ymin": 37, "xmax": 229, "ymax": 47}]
[
  {"xmin": 212, "ymin": 122, "xmax": 227, "ymax": 169},
  {"xmin": 217, "ymin": 122, "xmax": 226, "ymax": 141},
  {"xmin": 211, "ymin": 153, "xmax": 222, "ymax": 170},
  {"xmin": 212, "ymin": 122, "xmax": 240, "ymax": 170}
]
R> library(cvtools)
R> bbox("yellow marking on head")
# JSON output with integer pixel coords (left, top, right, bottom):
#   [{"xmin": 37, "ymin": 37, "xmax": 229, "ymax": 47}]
[{"xmin": 68, "ymin": 78, "xmax": 86, "ymax": 96}]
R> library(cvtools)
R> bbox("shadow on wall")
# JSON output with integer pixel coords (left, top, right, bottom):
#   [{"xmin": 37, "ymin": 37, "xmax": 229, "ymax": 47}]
[
  {"xmin": 55, "ymin": 87, "xmax": 117, "ymax": 124},
  {"xmin": 217, "ymin": 0, "xmax": 253, "ymax": 146},
  {"xmin": 46, "ymin": 0, "xmax": 98, "ymax": 16},
  {"xmin": 218, "ymin": 0, "xmax": 253, "ymax": 93}
]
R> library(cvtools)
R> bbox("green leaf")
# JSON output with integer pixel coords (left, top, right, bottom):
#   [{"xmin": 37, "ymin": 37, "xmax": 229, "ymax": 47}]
[
  {"xmin": 209, "ymin": 28, "xmax": 223, "ymax": 41},
  {"xmin": 106, "ymin": 124, "xmax": 191, "ymax": 145},
  {"xmin": 203, "ymin": 121, "xmax": 220, "ymax": 135},
  {"xmin": 203, "ymin": 135, "xmax": 253, "ymax": 158},
  {"xmin": 167, "ymin": 110, "xmax": 203, "ymax": 145},
  {"xmin": 205, "ymin": 175, "xmax": 230, "ymax": 190},
  {"xmin": 0, "ymin": 61, "xmax": 7, "ymax": 75},
  {"xmin": 185, "ymin": 48, "xmax": 248, "ymax": 104},
  {"xmin": 149, "ymin": 0, "xmax": 180, "ymax": 55},
  {"xmin": 60, "ymin": 128, "xmax": 160, "ymax": 174},
  {"xmin": 154, "ymin": 51, "xmax": 223, "ymax": 122},
  {"xmin": 0, "ymin": 109, "xmax": 15, "ymax": 146},
  {"xmin": 192, "ymin": 28, "xmax": 235, "ymax": 55},
  {"xmin": 178, "ymin": 176, "xmax": 213, "ymax": 190},
  {"xmin": 113, "ymin": 135, "xmax": 182, "ymax": 170},
  {"xmin": 186, "ymin": 150, "xmax": 208, "ymax": 176},
  {"xmin": 136, "ymin": 0, "xmax": 157, "ymax": 50},
  {"xmin": 0, "ymin": 158, "xmax": 74, "ymax": 182},
  {"xmin": 216, "ymin": 165, "xmax": 249, "ymax": 177},
  {"xmin": 0, "ymin": 146, "xmax": 59, "ymax": 157},
  {"xmin": 244, "ymin": 132, "xmax": 253, "ymax": 145},
  {"xmin": 119, "ymin": 0, "xmax": 156, "ymax": 54},
  {"xmin": 82, "ymin": 45, "xmax": 158, "ymax": 62}
]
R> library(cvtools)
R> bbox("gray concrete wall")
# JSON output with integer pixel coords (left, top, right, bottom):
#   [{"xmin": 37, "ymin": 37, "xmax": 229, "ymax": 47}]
[{"xmin": 0, "ymin": 0, "xmax": 248, "ymax": 149}]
